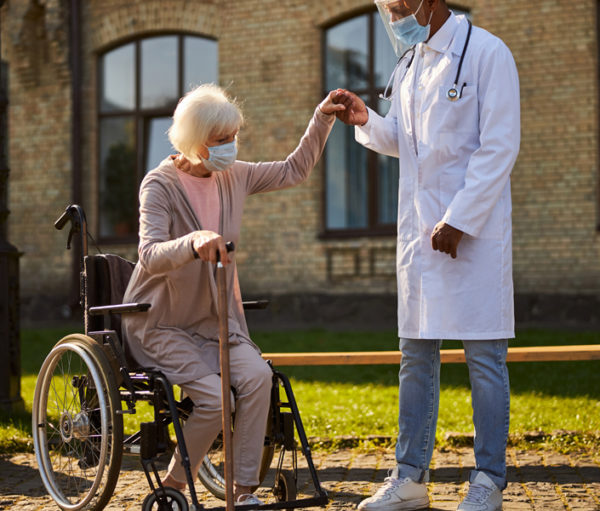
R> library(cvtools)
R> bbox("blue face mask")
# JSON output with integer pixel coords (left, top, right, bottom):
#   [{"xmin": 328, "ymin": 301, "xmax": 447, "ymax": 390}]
[
  {"xmin": 200, "ymin": 139, "xmax": 237, "ymax": 172},
  {"xmin": 389, "ymin": 0, "xmax": 431, "ymax": 47}
]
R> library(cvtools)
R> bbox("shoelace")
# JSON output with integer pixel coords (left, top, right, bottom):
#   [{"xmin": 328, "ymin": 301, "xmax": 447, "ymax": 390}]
[
  {"xmin": 463, "ymin": 484, "xmax": 493, "ymax": 504},
  {"xmin": 372, "ymin": 476, "xmax": 405, "ymax": 498}
]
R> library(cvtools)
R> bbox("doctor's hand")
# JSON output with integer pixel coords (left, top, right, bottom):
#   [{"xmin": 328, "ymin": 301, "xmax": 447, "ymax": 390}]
[
  {"xmin": 431, "ymin": 222, "xmax": 464, "ymax": 259},
  {"xmin": 330, "ymin": 89, "xmax": 369, "ymax": 126},
  {"xmin": 319, "ymin": 90, "xmax": 350, "ymax": 116}
]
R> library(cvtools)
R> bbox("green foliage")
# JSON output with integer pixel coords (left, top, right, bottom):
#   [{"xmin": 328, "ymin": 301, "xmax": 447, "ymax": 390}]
[{"xmin": 3, "ymin": 326, "xmax": 599, "ymax": 454}]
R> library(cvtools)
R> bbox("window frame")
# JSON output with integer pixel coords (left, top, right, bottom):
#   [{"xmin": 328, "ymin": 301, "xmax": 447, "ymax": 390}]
[{"xmin": 96, "ymin": 32, "xmax": 217, "ymax": 244}]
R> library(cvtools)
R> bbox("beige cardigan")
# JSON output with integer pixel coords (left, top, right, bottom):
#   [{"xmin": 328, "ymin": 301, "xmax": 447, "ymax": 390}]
[{"xmin": 122, "ymin": 107, "xmax": 335, "ymax": 385}]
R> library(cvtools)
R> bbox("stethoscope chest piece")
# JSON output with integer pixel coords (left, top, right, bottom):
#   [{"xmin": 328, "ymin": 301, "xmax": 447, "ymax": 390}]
[{"xmin": 447, "ymin": 87, "xmax": 459, "ymax": 102}]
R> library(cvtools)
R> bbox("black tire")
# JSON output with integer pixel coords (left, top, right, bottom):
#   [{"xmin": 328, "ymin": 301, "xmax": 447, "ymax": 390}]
[
  {"xmin": 274, "ymin": 469, "xmax": 297, "ymax": 503},
  {"xmin": 141, "ymin": 487, "xmax": 189, "ymax": 511},
  {"xmin": 33, "ymin": 334, "xmax": 123, "ymax": 510}
]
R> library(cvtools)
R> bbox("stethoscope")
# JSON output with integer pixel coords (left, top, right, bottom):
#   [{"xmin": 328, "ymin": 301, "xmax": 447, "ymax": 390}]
[{"xmin": 379, "ymin": 20, "xmax": 472, "ymax": 103}]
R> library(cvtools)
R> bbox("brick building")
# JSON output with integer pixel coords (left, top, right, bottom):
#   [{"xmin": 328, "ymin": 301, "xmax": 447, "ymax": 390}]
[{"xmin": 1, "ymin": 0, "xmax": 600, "ymax": 327}]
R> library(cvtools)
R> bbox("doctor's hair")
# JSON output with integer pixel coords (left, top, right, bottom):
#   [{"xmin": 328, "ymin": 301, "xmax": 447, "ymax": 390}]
[{"xmin": 168, "ymin": 83, "xmax": 244, "ymax": 165}]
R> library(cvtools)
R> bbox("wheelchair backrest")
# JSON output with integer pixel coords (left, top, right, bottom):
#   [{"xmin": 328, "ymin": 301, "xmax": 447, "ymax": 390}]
[{"xmin": 84, "ymin": 254, "xmax": 136, "ymax": 335}]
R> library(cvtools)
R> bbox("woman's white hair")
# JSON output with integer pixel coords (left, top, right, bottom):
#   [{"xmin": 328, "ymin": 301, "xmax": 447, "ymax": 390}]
[{"xmin": 168, "ymin": 84, "xmax": 244, "ymax": 164}]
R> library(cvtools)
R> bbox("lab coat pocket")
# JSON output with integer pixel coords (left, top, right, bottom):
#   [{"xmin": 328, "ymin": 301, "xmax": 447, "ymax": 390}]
[{"xmin": 432, "ymin": 86, "xmax": 479, "ymax": 166}]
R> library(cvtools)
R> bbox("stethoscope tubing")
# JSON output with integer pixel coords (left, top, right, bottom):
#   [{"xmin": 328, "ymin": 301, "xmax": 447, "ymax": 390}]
[{"xmin": 379, "ymin": 19, "xmax": 473, "ymax": 103}]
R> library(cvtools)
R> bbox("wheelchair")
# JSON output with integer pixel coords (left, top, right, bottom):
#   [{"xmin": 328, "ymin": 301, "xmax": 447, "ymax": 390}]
[{"xmin": 32, "ymin": 204, "xmax": 328, "ymax": 511}]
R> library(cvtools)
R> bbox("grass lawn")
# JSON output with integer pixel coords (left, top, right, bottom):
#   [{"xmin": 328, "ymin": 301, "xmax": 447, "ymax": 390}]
[{"xmin": 2, "ymin": 326, "xmax": 599, "ymax": 453}]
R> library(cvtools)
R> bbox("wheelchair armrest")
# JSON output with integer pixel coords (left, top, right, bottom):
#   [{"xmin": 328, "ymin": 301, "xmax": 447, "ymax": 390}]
[
  {"xmin": 242, "ymin": 300, "xmax": 269, "ymax": 310},
  {"xmin": 88, "ymin": 302, "xmax": 151, "ymax": 315}
]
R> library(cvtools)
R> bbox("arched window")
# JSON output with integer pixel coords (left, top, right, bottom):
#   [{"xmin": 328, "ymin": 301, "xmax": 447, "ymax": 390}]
[
  {"xmin": 97, "ymin": 34, "xmax": 218, "ymax": 241},
  {"xmin": 322, "ymin": 7, "xmax": 469, "ymax": 237}
]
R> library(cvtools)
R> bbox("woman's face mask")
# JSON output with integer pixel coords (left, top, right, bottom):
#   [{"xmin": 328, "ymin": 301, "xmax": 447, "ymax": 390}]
[{"xmin": 200, "ymin": 139, "xmax": 238, "ymax": 172}]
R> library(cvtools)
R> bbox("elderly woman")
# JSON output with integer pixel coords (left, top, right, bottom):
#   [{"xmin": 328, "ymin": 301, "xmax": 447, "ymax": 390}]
[{"xmin": 121, "ymin": 84, "xmax": 343, "ymax": 506}]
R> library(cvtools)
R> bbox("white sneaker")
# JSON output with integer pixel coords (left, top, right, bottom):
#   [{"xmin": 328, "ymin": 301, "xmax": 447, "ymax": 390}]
[
  {"xmin": 235, "ymin": 493, "xmax": 263, "ymax": 509},
  {"xmin": 357, "ymin": 476, "xmax": 429, "ymax": 511},
  {"xmin": 457, "ymin": 472, "xmax": 503, "ymax": 511}
]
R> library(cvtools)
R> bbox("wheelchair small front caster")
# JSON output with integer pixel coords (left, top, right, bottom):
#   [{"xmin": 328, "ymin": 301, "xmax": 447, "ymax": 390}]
[
  {"xmin": 274, "ymin": 469, "xmax": 297, "ymax": 502},
  {"xmin": 142, "ymin": 487, "xmax": 189, "ymax": 510}
]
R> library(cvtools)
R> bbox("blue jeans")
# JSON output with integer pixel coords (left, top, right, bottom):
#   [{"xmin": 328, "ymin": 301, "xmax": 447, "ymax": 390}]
[{"xmin": 395, "ymin": 338, "xmax": 510, "ymax": 490}]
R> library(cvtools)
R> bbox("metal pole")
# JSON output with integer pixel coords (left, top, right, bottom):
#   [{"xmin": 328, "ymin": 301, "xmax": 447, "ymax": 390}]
[
  {"xmin": 69, "ymin": 0, "xmax": 82, "ymax": 315},
  {"xmin": 217, "ymin": 261, "xmax": 234, "ymax": 511},
  {"xmin": 0, "ymin": 0, "xmax": 24, "ymax": 412}
]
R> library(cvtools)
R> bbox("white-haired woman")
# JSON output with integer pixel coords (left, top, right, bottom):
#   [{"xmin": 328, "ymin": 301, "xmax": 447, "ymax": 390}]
[{"xmin": 122, "ymin": 84, "xmax": 344, "ymax": 506}]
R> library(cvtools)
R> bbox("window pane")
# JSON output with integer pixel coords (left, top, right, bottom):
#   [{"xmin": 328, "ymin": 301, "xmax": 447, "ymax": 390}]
[
  {"xmin": 374, "ymin": 16, "xmax": 397, "ymax": 89},
  {"xmin": 325, "ymin": 16, "xmax": 369, "ymax": 90},
  {"xmin": 99, "ymin": 117, "xmax": 137, "ymax": 237},
  {"xmin": 326, "ymin": 122, "xmax": 368, "ymax": 229},
  {"xmin": 100, "ymin": 43, "xmax": 135, "ymax": 112},
  {"xmin": 141, "ymin": 36, "xmax": 178, "ymax": 109},
  {"xmin": 145, "ymin": 117, "xmax": 174, "ymax": 172},
  {"xmin": 378, "ymin": 154, "xmax": 398, "ymax": 224},
  {"xmin": 184, "ymin": 37, "xmax": 218, "ymax": 90}
]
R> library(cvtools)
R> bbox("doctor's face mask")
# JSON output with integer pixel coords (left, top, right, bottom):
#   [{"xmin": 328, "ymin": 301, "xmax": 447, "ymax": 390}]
[{"xmin": 375, "ymin": 0, "xmax": 433, "ymax": 57}]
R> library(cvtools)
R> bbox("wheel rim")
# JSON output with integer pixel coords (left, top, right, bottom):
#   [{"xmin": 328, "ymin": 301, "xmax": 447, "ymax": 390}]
[
  {"xmin": 33, "ymin": 343, "xmax": 109, "ymax": 510},
  {"xmin": 143, "ymin": 488, "xmax": 189, "ymax": 511}
]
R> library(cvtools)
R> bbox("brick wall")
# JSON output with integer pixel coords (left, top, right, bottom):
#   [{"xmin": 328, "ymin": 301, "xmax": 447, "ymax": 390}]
[{"xmin": 2, "ymin": 0, "xmax": 600, "ymax": 323}]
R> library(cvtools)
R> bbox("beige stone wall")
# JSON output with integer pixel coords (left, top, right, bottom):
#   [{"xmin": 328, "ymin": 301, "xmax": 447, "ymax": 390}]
[
  {"xmin": 3, "ymin": 0, "xmax": 600, "ymax": 318},
  {"xmin": 2, "ymin": 0, "xmax": 73, "ymax": 301}
]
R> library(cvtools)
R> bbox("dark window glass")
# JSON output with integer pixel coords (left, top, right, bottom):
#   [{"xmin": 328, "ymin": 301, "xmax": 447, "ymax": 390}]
[
  {"xmin": 141, "ymin": 36, "xmax": 178, "ymax": 109},
  {"xmin": 145, "ymin": 117, "xmax": 174, "ymax": 172},
  {"xmin": 98, "ymin": 34, "xmax": 218, "ymax": 241},
  {"xmin": 99, "ymin": 117, "xmax": 137, "ymax": 238},
  {"xmin": 325, "ymin": 16, "xmax": 369, "ymax": 91},
  {"xmin": 100, "ymin": 43, "xmax": 135, "ymax": 112},
  {"xmin": 323, "ymin": 12, "xmax": 398, "ymax": 236}
]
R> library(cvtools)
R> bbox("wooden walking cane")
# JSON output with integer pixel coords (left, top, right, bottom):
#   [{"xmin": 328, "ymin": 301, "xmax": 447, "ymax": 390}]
[{"xmin": 217, "ymin": 243, "xmax": 234, "ymax": 511}]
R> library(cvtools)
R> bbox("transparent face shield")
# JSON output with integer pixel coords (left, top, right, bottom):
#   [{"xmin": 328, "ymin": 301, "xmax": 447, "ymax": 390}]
[{"xmin": 375, "ymin": 0, "xmax": 424, "ymax": 57}]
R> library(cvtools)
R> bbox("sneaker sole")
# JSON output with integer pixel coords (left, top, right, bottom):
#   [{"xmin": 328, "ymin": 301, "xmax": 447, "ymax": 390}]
[{"xmin": 359, "ymin": 496, "xmax": 430, "ymax": 511}]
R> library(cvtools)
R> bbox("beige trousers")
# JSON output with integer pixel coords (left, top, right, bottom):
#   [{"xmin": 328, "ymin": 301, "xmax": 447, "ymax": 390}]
[{"xmin": 167, "ymin": 342, "xmax": 272, "ymax": 487}]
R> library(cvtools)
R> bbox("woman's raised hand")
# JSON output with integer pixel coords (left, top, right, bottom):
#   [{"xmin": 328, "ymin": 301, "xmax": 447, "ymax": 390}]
[
  {"xmin": 192, "ymin": 231, "xmax": 231, "ymax": 266},
  {"xmin": 318, "ymin": 89, "xmax": 349, "ymax": 116}
]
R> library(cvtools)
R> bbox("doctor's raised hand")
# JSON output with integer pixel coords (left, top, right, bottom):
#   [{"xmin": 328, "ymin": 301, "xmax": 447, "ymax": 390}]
[{"xmin": 329, "ymin": 89, "xmax": 369, "ymax": 126}]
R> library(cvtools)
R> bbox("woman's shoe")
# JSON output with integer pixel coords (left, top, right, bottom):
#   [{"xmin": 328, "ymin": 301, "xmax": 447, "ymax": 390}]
[{"xmin": 235, "ymin": 493, "xmax": 264, "ymax": 508}]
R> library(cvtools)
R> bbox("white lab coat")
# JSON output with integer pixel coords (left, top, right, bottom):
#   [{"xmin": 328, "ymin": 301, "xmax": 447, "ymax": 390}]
[{"xmin": 356, "ymin": 14, "xmax": 520, "ymax": 340}]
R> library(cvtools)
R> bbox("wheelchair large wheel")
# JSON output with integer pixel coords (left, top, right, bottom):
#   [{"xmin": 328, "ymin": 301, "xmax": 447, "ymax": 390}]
[
  {"xmin": 33, "ymin": 334, "xmax": 123, "ymax": 510},
  {"xmin": 196, "ymin": 429, "xmax": 274, "ymax": 500}
]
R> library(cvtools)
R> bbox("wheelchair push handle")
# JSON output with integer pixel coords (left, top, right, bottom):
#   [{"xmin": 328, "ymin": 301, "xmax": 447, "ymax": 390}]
[
  {"xmin": 54, "ymin": 204, "xmax": 88, "ymax": 256},
  {"xmin": 54, "ymin": 210, "xmax": 70, "ymax": 231}
]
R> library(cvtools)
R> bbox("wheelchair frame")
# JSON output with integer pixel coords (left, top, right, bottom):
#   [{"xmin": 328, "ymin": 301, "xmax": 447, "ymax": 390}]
[{"xmin": 32, "ymin": 204, "xmax": 328, "ymax": 511}]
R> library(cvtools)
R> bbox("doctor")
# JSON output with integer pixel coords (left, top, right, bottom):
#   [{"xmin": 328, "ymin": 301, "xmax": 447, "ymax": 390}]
[{"xmin": 333, "ymin": 1, "xmax": 520, "ymax": 510}]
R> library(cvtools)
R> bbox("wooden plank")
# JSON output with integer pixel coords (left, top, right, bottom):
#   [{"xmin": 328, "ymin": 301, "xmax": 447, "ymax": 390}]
[{"xmin": 261, "ymin": 345, "xmax": 600, "ymax": 366}]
